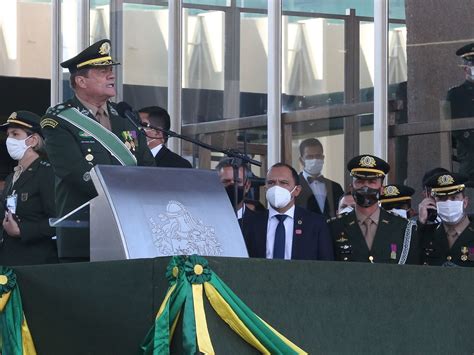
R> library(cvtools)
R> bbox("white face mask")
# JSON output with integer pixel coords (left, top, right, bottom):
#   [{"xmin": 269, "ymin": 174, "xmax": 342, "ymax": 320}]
[
  {"xmin": 266, "ymin": 185, "xmax": 296, "ymax": 209},
  {"xmin": 467, "ymin": 66, "xmax": 474, "ymax": 81},
  {"xmin": 436, "ymin": 200, "xmax": 464, "ymax": 224},
  {"xmin": 338, "ymin": 206, "xmax": 354, "ymax": 215},
  {"xmin": 390, "ymin": 208, "xmax": 408, "ymax": 219},
  {"xmin": 6, "ymin": 135, "xmax": 32, "ymax": 161},
  {"xmin": 304, "ymin": 158, "xmax": 324, "ymax": 176}
]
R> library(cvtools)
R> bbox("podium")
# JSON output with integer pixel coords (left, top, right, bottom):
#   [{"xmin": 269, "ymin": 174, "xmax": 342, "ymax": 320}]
[{"xmin": 87, "ymin": 165, "xmax": 248, "ymax": 261}]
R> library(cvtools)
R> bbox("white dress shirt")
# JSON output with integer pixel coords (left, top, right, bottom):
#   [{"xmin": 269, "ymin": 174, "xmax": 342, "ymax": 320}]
[
  {"xmin": 302, "ymin": 170, "xmax": 327, "ymax": 212},
  {"xmin": 266, "ymin": 205, "xmax": 295, "ymax": 260},
  {"xmin": 150, "ymin": 144, "xmax": 163, "ymax": 158},
  {"xmin": 237, "ymin": 204, "xmax": 245, "ymax": 219}
]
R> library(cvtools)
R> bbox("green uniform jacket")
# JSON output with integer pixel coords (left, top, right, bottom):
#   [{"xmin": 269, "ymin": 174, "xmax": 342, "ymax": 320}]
[
  {"xmin": 419, "ymin": 219, "xmax": 474, "ymax": 267},
  {"xmin": 0, "ymin": 158, "xmax": 58, "ymax": 266},
  {"xmin": 328, "ymin": 208, "xmax": 420, "ymax": 264},
  {"xmin": 41, "ymin": 96, "xmax": 156, "ymax": 258}
]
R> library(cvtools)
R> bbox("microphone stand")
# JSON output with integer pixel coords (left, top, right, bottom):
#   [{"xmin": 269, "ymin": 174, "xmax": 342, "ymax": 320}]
[{"xmin": 141, "ymin": 122, "xmax": 262, "ymax": 216}]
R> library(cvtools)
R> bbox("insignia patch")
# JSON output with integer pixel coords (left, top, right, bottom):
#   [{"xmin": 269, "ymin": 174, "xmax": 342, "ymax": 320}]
[
  {"xmin": 336, "ymin": 236, "xmax": 348, "ymax": 243},
  {"xmin": 9, "ymin": 112, "xmax": 17, "ymax": 119},
  {"xmin": 383, "ymin": 185, "xmax": 400, "ymax": 197},
  {"xmin": 438, "ymin": 174, "xmax": 454, "ymax": 186},
  {"xmin": 99, "ymin": 42, "xmax": 111, "ymax": 55},
  {"xmin": 41, "ymin": 118, "xmax": 59, "ymax": 128},
  {"xmin": 359, "ymin": 155, "xmax": 376, "ymax": 168},
  {"xmin": 382, "ymin": 219, "xmax": 389, "ymax": 224},
  {"xmin": 295, "ymin": 229, "xmax": 302, "ymax": 235},
  {"xmin": 21, "ymin": 193, "xmax": 28, "ymax": 202}
]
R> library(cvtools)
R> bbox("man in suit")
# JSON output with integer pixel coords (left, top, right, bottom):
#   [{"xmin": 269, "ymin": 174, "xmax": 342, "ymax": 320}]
[
  {"xmin": 418, "ymin": 171, "xmax": 474, "ymax": 267},
  {"xmin": 295, "ymin": 138, "xmax": 344, "ymax": 219},
  {"xmin": 242, "ymin": 163, "xmax": 334, "ymax": 261},
  {"xmin": 337, "ymin": 192, "xmax": 356, "ymax": 216},
  {"xmin": 138, "ymin": 106, "xmax": 192, "ymax": 168},
  {"xmin": 41, "ymin": 39, "xmax": 156, "ymax": 261},
  {"xmin": 328, "ymin": 155, "xmax": 419, "ymax": 264}
]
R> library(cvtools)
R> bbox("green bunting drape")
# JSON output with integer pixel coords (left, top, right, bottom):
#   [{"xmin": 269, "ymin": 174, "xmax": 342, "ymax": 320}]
[
  {"xmin": 0, "ymin": 266, "xmax": 36, "ymax": 355},
  {"xmin": 140, "ymin": 255, "xmax": 307, "ymax": 355}
]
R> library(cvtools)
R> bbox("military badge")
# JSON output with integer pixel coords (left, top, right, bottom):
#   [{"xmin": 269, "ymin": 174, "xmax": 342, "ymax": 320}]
[
  {"xmin": 383, "ymin": 185, "xmax": 400, "ymax": 197},
  {"xmin": 437, "ymin": 174, "xmax": 455, "ymax": 186},
  {"xmin": 295, "ymin": 229, "xmax": 302, "ymax": 235},
  {"xmin": 359, "ymin": 155, "xmax": 376, "ymax": 168},
  {"xmin": 390, "ymin": 244, "xmax": 397, "ymax": 260},
  {"xmin": 336, "ymin": 234, "xmax": 348, "ymax": 243},
  {"xmin": 99, "ymin": 42, "xmax": 111, "ymax": 55},
  {"xmin": 21, "ymin": 193, "xmax": 28, "ymax": 202},
  {"xmin": 9, "ymin": 112, "xmax": 17, "ymax": 119},
  {"xmin": 121, "ymin": 131, "xmax": 138, "ymax": 151},
  {"xmin": 461, "ymin": 246, "xmax": 469, "ymax": 261}
]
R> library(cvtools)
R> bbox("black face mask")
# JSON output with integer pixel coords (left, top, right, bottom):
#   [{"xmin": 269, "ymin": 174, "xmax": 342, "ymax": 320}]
[
  {"xmin": 352, "ymin": 186, "xmax": 380, "ymax": 208},
  {"xmin": 225, "ymin": 185, "xmax": 245, "ymax": 207}
]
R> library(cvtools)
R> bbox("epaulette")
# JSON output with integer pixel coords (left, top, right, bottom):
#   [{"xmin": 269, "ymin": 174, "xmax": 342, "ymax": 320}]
[{"xmin": 45, "ymin": 103, "xmax": 72, "ymax": 116}]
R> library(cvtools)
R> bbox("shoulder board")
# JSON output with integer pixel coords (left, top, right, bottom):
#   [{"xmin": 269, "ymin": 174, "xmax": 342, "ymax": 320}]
[{"xmin": 45, "ymin": 103, "xmax": 72, "ymax": 116}]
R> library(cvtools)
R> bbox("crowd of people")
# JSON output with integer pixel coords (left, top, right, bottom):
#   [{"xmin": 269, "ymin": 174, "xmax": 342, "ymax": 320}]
[{"xmin": 1, "ymin": 38, "xmax": 473, "ymax": 267}]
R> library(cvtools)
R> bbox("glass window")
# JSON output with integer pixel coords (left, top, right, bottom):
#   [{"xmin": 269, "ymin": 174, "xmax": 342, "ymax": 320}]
[
  {"xmin": 283, "ymin": 0, "xmax": 373, "ymax": 17},
  {"xmin": 240, "ymin": 12, "xmax": 268, "ymax": 116},
  {"xmin": 282, "ymin": 16, "xmax": 345, "ymax": 112},
  {"xmin": 90, "ymin": 0, "xmax": 110, "ymax": 43},
  {"xmin": 122, "ymin": 3, "xmax": 169, "ymax": 110},
  {"xmin": 183, "ymin": 0, "xmax": 229, "ymax": 6},
  {"xmin": 237, "ymin": 0, "xmax": 267, "ymax": 9}
]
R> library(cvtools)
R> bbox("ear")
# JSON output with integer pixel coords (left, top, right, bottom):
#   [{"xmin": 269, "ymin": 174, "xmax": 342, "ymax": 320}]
[
  {"xmin": 464, "ymin": 196, "xmax": 469, "ymax": 210},
  {"xmin": 75, "ymin": 75, "xmax": 88, "ymax": 89},
  {"xmin": 293, "ymin": 185, "xmax": 302, "ymax": 198},
  {"xmin": 26, "ymin": 134, "xmax": 38, "ymax": 148},
  {"xmin": 244, "ymin": 180, "xmax": 251, "ymax": 193}
]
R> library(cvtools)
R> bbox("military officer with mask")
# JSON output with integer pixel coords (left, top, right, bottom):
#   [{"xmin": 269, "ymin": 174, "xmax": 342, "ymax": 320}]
[
  {"xmin": 328, "ymin": 155, "xmax": 420, "ymax": 264},
  {"xmin": 418, "ymin": 171, "xmax": 474, "ymax": 267},
  {"xmin": 380, "ymin": 184, "xmax": 416, "ymax": 219}
]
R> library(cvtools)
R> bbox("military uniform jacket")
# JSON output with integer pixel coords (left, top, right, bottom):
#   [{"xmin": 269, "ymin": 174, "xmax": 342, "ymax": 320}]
[
  {"xmin": 0, "ymin": 158, "xmax": 58, "ymax": 265},
  {"xmin": 41, "ymin": 96, "xmax": 156, "ymax": 219},
  {"xmin": 446, "ymin": 80, "xmax": 474, "ymax": 178},
  {"xmin": 328, "ymin": 208, "xmax": 420, "ymax": 264},
  {"xmin": 419, "ymin": 220, "xmax": 474, "ymax": 267}
]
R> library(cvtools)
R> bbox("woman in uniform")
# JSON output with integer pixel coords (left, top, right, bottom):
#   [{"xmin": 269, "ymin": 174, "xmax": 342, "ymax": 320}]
[{"xmin": 0, "ymin": 111, "xmax": 58, "ymax": 265}]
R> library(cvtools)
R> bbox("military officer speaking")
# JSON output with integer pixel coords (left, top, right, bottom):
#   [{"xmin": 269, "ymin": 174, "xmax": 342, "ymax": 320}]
[
  {"xmin": 418, "ymin": 171, "xmax": 474, "ymax": 267},
  {"xmin": 328, "ymin": 155, "xmax": 419, "ymax": 264},
  {"xmin": 41, "ymin": 39, "xmax": 155, "ymax": 261}
]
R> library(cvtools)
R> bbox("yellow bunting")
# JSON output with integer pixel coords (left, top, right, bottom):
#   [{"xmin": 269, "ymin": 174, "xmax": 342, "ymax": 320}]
[
  {"xmin": 155, "ymin": 284, "xmax": 176, "ymax": 320},
  {"xmin": 0, "ymin": 291, "xmax": 11, "ymax": 312},
  {"xmin": 204, "ymin": 283, "xmax": 270, "ymax": 354},
  {"xmin": 192, "ymin": 284, "xmax": 215, "ymax": 354},
  {"xmin": 21, "ymin": 317, "xmax": 37, "ymax": 355},
  {"xmin": 194, "ymin": 264, "xmax": 204, "ymax": 276},
  {"xmin": 0, "ymin": 275, "xmax": 8, "ymax": 285},
  {"xmin": 257, "ymin": 316, "xmax": 308, "ymax": 354}
]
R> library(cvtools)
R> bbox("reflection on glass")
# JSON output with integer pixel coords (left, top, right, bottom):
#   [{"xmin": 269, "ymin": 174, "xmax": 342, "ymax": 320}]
[
  {"xmin": 359, "ymin": 21, "xmax": 374, "ymax": 103},
  {"xmin": 282, "ymin": 16, "xmax": 345, "ymax": 112},
  {"xmin": 389, "ymin": 0, "xmax": 405, "ymax": 20},
  {"xmin": 122, "ymin": 4, "xmax": 168, "ymax": 110},
  {"xmin": 240, "ymin": 13, "xmax": 268, "ymax": 116},
  {"xmin": 183, "ymin": 0, "xmax": 229, "ymax": 6},
  {"xmin": 90, "ymin": 0, "xmax": 110, "ymax": 43},
  {"xmin": 291, "ymin": 117, "xmax": 345, "ymax": 189},
  {"xmin": 182, "ymin": 8, "xmax": 225, "ymax": 123},
  {"xmin": 0, "ymin": 0, "xmax": 52, "ymax": 78},
  {"xmin": 237, "ymin": 0, "xmax": 267, "ymax": 9},
  {"xmin": 283, "ymin": 0, "xmax": 373, "ymax": 17},
  {"xmin": 359, "ymin": 114, "xmax": 373, "ymax": 156}
]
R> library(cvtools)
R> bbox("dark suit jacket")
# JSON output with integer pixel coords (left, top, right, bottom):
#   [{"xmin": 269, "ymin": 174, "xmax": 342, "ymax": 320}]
[
  {"xmin": 242, "ymin": 206, "xmax": 334, "ymax": 261},
  {"xmin": 154, "ymin": 146, "xmax": 192, "ymax": 168},
  {"xmin": 0, "ymin": 158, "xmax": 58, "ymax": 266},
  {"xmin": 328, "ymin": 208, "xmax": 420, "ymax": 264},
  {"xmin": 295, "ymin": 172, "xmax": 344, "ymax": 219}
]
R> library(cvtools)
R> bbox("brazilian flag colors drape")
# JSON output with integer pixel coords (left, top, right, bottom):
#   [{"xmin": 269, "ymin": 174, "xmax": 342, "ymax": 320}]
[
  {"xmin": 0, "ymin": 267, "xmax": 36, "ymax": 355},
  {"xmin": 140, "ymin": 255, "xmax": 307, "ymax": 355}
]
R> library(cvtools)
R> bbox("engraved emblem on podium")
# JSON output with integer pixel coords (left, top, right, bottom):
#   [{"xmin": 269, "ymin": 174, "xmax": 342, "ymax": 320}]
[{"xmin": 148, "ymin": 200, "xmax": 223, "ymax": 256}]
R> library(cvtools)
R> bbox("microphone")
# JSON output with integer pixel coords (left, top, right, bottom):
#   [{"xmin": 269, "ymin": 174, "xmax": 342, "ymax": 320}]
[{"xmin": 116, "ymin": 101, "xmax": 143, "ymax": 131}]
